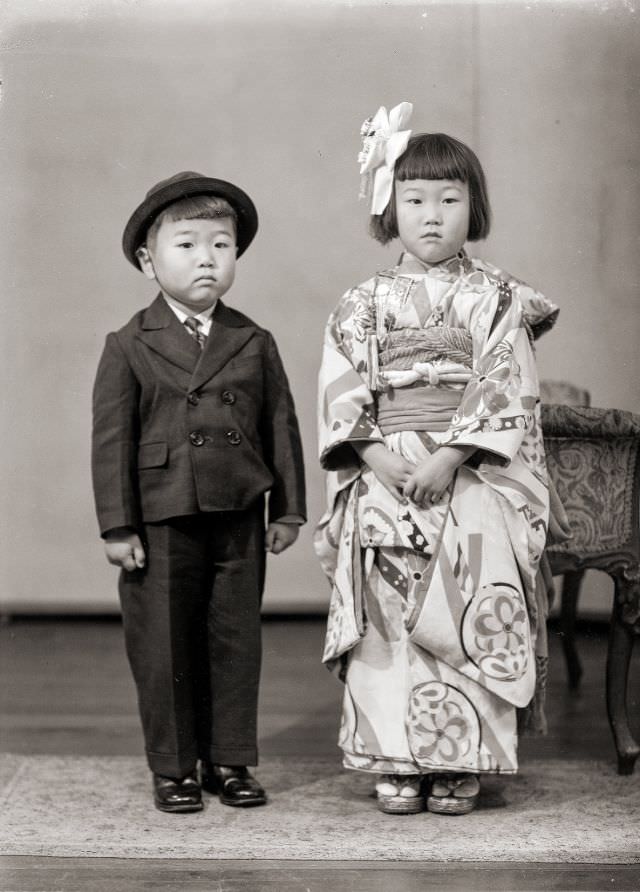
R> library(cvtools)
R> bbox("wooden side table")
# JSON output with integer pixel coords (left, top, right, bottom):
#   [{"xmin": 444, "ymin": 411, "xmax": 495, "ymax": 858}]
[{"xmin": 542, "ymin": 404, "xmax": 640, "ymax": 774}]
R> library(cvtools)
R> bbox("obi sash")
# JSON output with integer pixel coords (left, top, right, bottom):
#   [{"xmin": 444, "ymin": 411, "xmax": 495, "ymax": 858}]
[
  {"xmin": 374, "ymin": 324, "xmax": 472, "ymax": 434},
  {"xmin": 377, "ymin": 385, "xmax": 463, "ymax": 434}
]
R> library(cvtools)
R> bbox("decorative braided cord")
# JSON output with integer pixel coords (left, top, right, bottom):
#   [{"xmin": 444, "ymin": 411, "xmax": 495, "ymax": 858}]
[{"xmin": 379, "ymin": 326, "xmax": 473, "ymax": 369}]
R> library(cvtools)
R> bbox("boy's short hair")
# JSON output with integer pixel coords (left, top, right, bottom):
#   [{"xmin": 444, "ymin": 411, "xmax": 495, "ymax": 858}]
[
  {"xmin": 145, "ymin": 195, "xmax": 238, "ymax": 250},
  {"xmin": 123, "ymin": 172, "xmax": 258, "ymax": 267},
  {"xmin": 369, "ymin": 132, "xmax": 491, "ymax": 245}
]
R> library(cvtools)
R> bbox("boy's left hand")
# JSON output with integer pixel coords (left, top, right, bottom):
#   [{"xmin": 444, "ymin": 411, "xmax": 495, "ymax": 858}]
[
  {"xmin": 403, "ymin": 446, "xmax": 474, "ymax": 508},
  {"xmin": 265, "ymin": 522, "xmax": 300, "ymax": 555}
]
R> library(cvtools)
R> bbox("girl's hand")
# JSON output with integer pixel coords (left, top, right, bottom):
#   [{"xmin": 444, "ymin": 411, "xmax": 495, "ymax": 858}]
[
  {"xmin": 265, "ymin": 522, "xmax": 300, "ymax": 554},
  {"xmin": 404, "ymin": 446, "xmax": 475, "ymax": 507},
  {"xmin": 354, "ymin": 442, "xmax": 416, "ymax": 500},
  {"xmin": 104, "ymin": 527, "xmax": 146, "ymax": 571}
]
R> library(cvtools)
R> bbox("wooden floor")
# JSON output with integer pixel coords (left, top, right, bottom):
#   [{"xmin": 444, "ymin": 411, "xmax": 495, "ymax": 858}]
[{"xmin": 1, "ymin": 616, "xmax": 639, "ymax": 891}]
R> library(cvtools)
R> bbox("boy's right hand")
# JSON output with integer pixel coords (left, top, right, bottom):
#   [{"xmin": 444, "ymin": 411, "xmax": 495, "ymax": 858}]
[
  {"xmin": 103, "ymin": 528, "xmax": 146, "ymax": 571},
  {"xmin": 354, "ymin": 442, "xmax": 416, "ymax": 501}
]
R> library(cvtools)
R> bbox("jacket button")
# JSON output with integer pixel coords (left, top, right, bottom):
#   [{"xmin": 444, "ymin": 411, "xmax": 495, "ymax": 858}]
[
  {"xmin": 222, "ymin": 390, "xmax": 236, "ymax": 405},
  {"xmin": 189, "ymin": 431, "xmax": 205, "ymax": 447},
  {"xmin": 226, "ymin": 429, "xmax": 242, "ymax": 446},
  {"xmin": 187, "ymin": 392, "xmax": 200, "ymax": 406}
]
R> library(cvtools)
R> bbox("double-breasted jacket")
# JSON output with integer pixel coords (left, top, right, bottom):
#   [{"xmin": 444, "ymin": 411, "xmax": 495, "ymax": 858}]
[{"xmin": 92, "ymin": 295, "xmax": 306, "ymax": 535}]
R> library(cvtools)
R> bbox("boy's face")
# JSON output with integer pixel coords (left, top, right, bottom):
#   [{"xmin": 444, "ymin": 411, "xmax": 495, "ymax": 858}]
[
  {"xmin": 395, "ymin": 178, "xmax": 470, "ymax": 266},
  {"xmin": 137, "ymin": 216, "xmax": 237, "ymax": 312}
]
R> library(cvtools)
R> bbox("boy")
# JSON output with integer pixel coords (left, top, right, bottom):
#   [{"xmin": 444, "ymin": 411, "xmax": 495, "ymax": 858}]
[{"xmin": 92, "ymin": 171, "xmax": 306, "ymax": 813}]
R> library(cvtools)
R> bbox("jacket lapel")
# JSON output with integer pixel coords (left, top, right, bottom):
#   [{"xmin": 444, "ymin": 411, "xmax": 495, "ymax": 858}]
[
  {"xmin": 190, "ymin": 300, "xmax": 256, "ymax": 391},
  {"xmin": 136, "ymin": 294, "xmax": 200, "ymax": 373}
]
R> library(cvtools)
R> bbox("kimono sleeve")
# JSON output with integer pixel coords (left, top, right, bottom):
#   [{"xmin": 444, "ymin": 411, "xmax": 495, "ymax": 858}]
[
  {"xmin": 439, "ymin": 291, "xmax": 539, "ymax": 465},
  {"xmin": 472, "ymin": 257, "xmax": 559, "ymax": 340},
  {"xmin": 318, "ymin": 285, "xmax": 385, "ymax": 473}
]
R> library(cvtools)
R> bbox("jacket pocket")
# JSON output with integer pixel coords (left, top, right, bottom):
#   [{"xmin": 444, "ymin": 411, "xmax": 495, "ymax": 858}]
[{"xmin": 138, "ymin": 442, "xmax": 168, "ymax": 469}]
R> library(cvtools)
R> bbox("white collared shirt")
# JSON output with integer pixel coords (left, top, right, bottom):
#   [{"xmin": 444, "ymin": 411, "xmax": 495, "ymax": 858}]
[{"xmin": 162, "ymin": 295, "xmax": 217, "ymax": 335}]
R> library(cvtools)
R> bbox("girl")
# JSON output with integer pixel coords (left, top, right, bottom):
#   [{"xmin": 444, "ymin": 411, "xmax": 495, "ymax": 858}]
[{"xmin": 315, "ymin": 103, "xmax": 559, "ymax": 816}]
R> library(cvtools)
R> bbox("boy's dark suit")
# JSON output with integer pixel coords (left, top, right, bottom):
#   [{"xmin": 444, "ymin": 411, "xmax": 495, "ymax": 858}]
[{"xmin": 92, "ymin": 295, "xmax": 306, "ymax": 778}]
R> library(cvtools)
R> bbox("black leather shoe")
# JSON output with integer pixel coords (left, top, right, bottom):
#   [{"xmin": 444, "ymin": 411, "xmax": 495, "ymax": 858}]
[
  {"xmin": 201, "ymin": 764, "xmax": 267, "ymax": 807},
  {"xmin": 152, "ymin": 772, "xmax": 203, "ymax": 813}
]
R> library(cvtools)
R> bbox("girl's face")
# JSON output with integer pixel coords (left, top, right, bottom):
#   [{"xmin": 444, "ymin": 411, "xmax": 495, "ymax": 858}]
[{"xmin": 395, "ymin": 178, "xmax": 470, "ymax": 266}]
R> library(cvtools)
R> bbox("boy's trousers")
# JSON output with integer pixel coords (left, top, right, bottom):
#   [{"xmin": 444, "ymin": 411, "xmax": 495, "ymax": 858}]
[{"xmin": 118, "ymin": 501, "xmax": 266, "ymax": 779}]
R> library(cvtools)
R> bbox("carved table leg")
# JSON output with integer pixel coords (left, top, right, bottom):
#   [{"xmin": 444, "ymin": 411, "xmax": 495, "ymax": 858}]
[
  {"xmin": 560, "ymin": 569, "xmax": 585, "ymax": 690},
  {"xmin": 606, "ymin": 577, "xmax": 640, "ymax": 775}
]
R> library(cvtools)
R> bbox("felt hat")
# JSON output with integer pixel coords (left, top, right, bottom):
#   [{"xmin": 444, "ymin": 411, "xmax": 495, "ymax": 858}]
[{"xmin": 122, "ymin": 171, "xmax": 259, "ymax": 268}]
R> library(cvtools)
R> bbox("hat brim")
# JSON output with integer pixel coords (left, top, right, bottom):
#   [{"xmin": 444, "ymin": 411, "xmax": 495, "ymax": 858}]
[{"xmin": 122, "ymin": 176, "xmax": 258, "ymax": 268}]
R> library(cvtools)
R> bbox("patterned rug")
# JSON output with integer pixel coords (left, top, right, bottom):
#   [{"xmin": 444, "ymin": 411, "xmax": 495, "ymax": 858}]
[{"xmin": 0, "ymin": 754, "xmax": 638, "ymax": 862}]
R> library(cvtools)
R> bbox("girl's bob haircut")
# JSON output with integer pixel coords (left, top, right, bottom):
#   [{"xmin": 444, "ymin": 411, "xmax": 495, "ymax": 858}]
[{"xmin": 370, "ymin": 132, "xmax": 491, "ymax": 245}]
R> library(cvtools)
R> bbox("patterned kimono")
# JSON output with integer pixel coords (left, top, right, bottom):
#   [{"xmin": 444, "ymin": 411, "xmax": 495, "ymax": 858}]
[{"xmin": 315, "ymin": 251, "xmax": 559, "ymax": 776}]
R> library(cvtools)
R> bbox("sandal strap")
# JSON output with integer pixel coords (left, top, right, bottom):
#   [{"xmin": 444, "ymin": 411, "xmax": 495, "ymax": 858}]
[
  {"xmin": 376, "ymin": 773, "xmax": 422, "ymax": 796},
  {"xmin": 431, "ymin": 773, "xmax": 479, "ymax": 797}
]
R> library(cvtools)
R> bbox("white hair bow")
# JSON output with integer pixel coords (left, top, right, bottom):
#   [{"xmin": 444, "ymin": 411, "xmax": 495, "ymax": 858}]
[{"xmin": 358, "ymin": 102, "xmax": 413, "ymax": 215}]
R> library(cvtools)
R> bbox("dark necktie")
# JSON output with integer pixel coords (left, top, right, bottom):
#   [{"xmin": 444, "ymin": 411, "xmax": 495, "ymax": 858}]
[{"xmin": 184, "ymin": 316, "xmax": 206, "ymax": 350}]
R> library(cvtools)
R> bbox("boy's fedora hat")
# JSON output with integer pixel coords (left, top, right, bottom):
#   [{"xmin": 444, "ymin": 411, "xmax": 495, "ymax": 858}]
[{"xmin": 122, "ymin": 171, "xmax": 259, "ymax": 268}]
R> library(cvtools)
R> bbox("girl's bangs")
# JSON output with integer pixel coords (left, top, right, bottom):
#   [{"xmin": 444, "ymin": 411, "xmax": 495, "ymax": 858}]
[{"xmin": 395, "ymin": 136, "xmax": 471, "ymax": 183}]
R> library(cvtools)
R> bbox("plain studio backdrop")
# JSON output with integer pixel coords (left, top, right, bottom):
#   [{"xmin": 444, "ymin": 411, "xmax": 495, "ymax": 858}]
[{"xmin": 1, "ymin": 0, "xmax": 639, "ymax": 614}]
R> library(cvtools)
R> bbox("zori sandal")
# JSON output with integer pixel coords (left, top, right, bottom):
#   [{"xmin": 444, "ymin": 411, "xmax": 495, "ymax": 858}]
[
  {"xmin": 427, "ymin": 773, "xmax": 480, "ymax": 815},
  {"xmin": 375, "ymin": 774, "xmax": 424, "ymax": 814}
]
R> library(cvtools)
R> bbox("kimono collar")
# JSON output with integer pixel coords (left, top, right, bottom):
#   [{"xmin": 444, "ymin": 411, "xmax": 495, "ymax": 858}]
[{"xmin": 397, "ymin": 250, "xmax": 474, "ymax": 277}]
